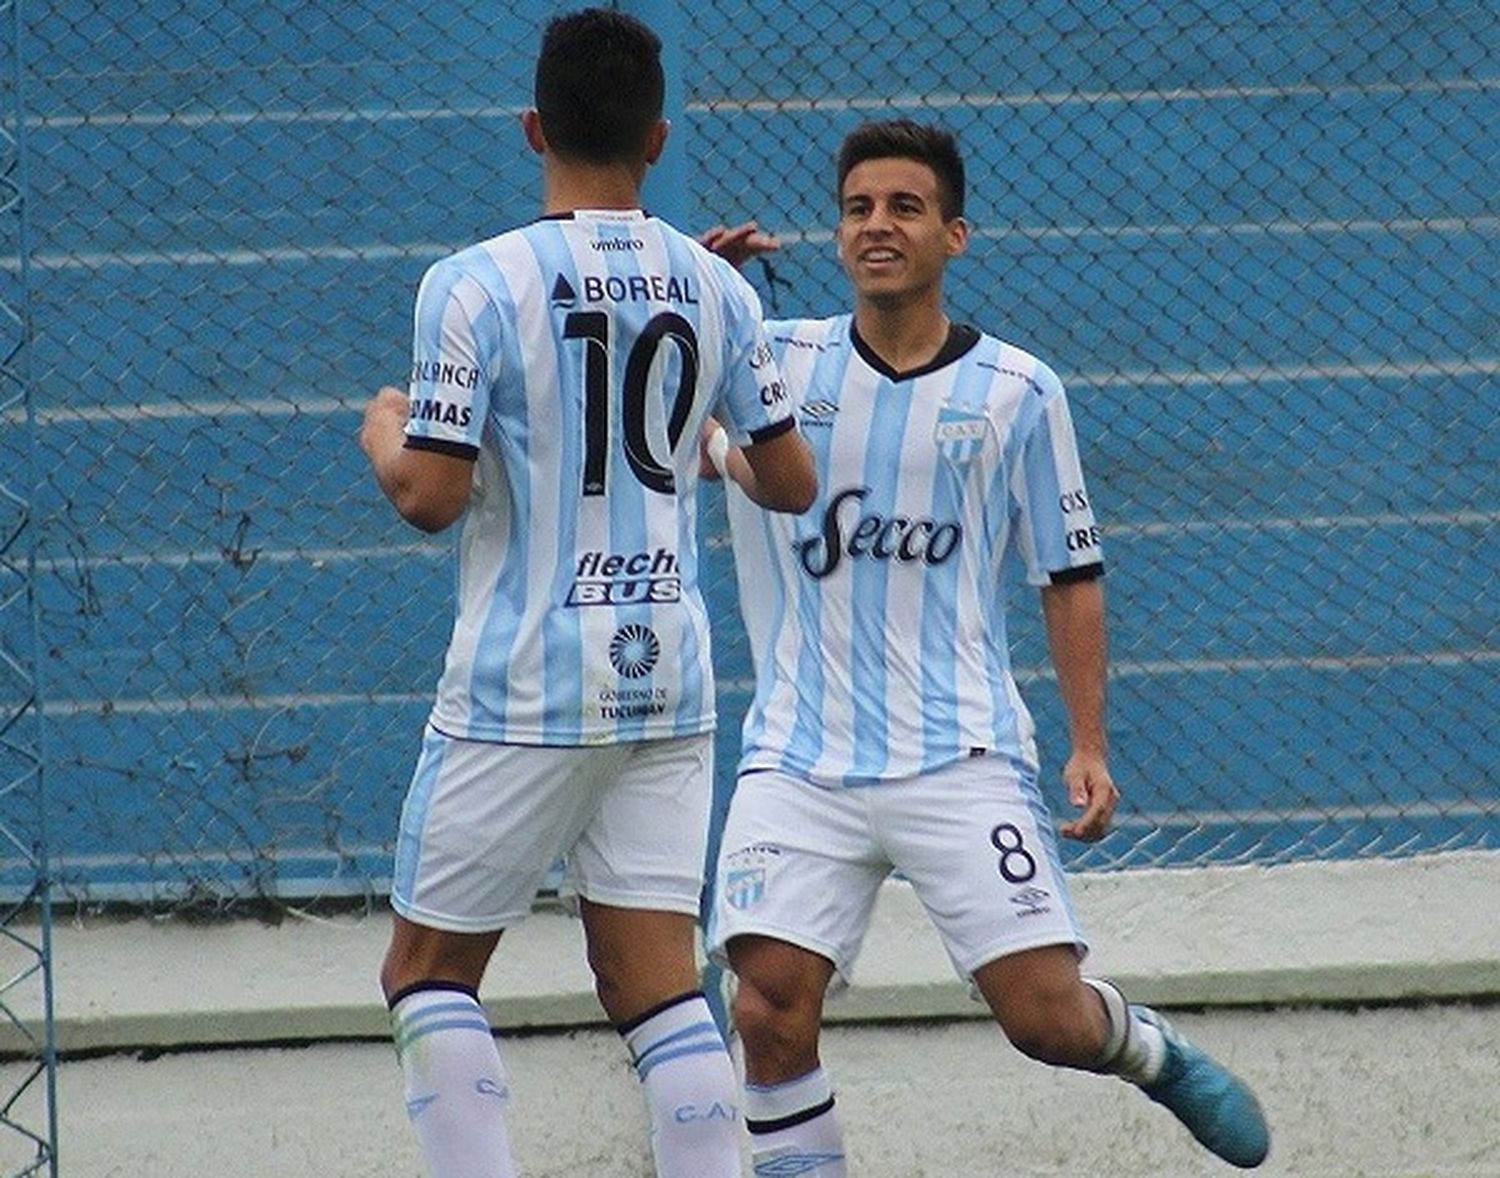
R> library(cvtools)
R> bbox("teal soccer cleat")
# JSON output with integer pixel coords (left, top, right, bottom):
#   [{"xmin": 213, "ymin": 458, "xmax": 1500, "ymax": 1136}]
[{"xmin": 1135, "ymin": 1006, "xmax": 1270, "ymax": 1168}]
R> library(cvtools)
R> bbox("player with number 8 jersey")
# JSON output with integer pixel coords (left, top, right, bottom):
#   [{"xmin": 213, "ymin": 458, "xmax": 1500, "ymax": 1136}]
[
  {"xmin": 731, "ymin": 311, "xmax": 1099, "ymax": 784},
  {"xmin": 403, "ymin": 209, "xmax": 794, "ymax": 745},
  {"xmin": 703, "ymin": 119, "xmax": 1268, "ymax": 1175}
]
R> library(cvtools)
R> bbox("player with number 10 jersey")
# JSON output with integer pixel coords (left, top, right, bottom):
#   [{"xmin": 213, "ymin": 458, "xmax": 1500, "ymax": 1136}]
[{"xmin": 403, "ymin": 209, "xmax": 797, "ymax": 746}]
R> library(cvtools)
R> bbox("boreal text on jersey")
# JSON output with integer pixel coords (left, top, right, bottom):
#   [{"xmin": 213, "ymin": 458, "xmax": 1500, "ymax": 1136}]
[{"xmin": 580, "ymin": 273, "xmax": 700, "ymax": 305}]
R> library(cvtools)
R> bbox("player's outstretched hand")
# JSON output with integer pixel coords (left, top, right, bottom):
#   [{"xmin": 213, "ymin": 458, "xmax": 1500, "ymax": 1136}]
[
  {"xmin": 1057, "ymin": 751, "xmax": 1117, "ymax": 842},
  {"xmin": 699, "ymin": 221, "xmax": 780, "ymax": 269}
]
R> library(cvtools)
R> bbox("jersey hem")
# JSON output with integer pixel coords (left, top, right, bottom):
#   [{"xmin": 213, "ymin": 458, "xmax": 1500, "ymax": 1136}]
[
  {"xmin": 737, "ymin": 747, "xmax": 1037, "ymax": 787},
  {"xmin": 429, "ymin": 713, "xmax": 718, "ymax": 747}
]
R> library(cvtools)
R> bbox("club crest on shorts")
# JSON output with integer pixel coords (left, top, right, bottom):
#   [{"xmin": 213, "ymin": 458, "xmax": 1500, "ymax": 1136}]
[
  {"xmin": 723, "ymin": 867, "xmax": 766, "ymax": 910},
  {"xmin": 934, "ymin": 404, "xmax": 989, "ymax": 466}
]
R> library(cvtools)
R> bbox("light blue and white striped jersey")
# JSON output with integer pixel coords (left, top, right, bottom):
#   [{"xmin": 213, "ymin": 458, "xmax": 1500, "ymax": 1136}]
[
  {"xmin": 403, "ymin": 209, "xmax": 796, "ymax": 746},
  {"xmin": 727, "ymin": 315, "xmax": 1103, "ymax": 784}
]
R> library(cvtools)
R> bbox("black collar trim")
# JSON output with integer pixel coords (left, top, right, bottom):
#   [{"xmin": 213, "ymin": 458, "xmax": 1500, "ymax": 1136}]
[{"xmin": 850, "ymin": 320, "xmax": 981, "ymax": 380}]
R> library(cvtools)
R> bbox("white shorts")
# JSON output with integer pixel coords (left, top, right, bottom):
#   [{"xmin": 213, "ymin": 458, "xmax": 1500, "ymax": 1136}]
[
  {"xmin": 391, "ymin": 726, "xmax": 714, "ymax": 932},
  {"xmin": 707, "ymin": 756, "xmax": 1087, "ymax": 987}
]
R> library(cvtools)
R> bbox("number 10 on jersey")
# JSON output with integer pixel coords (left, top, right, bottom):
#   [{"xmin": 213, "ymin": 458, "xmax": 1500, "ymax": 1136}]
[{"xmin": 564, "ymin": 310, "xmax": 701, "ymax": 497}]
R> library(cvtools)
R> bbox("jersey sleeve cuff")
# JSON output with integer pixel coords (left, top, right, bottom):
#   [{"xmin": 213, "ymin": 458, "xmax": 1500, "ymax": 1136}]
[
  {"xmin": 404, "ymin": 435, "xmax": 479, "ymax": 460},
  {"xmin": 747, "ymin": 416, "xmax": 797, "ymax": 445},
  {"xmin": 1048, "ymin": 561, "xmax": 1105, "ymax": 584}
]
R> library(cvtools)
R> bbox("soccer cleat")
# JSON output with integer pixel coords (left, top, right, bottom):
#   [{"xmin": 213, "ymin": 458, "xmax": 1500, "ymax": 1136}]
[{"xmin": 1135, "ymin": 1006, "xmax": 1270, "ymax": 1168}]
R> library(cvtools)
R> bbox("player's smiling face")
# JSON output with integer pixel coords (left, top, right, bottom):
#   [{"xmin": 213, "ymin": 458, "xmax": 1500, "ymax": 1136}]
[{"xmin": 836, "ymin": 157, "xmax": 967, "ymax": 308}]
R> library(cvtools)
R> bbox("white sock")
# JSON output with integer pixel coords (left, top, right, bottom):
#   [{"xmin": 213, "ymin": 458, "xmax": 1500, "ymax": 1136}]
[
  {"xmin": 390, "ymin": 984, "xmax": 518, "ymax": 1178},
  {"xmin": 1083, "ymin": 976, "xmax": 1168, "ymax": 1084},
  {"xmin": 620, "ymin": 991, "xmax": 741, "ymax": 1178},
  {"xmin": 744, "ymin": 1066, "xmax": 847, "ymax": 1177}
]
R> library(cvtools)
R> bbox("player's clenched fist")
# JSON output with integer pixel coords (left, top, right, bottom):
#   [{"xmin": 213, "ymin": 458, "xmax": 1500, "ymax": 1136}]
[{"xmin": 359, "ymin": 386, "xmax": 409, "ymax": 458}]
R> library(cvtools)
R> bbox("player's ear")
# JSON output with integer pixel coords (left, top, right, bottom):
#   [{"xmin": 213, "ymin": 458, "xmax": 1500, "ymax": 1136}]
[
  {"xmin": 946, "ymin": 215, "xmax": 970, "ymax": 258},
  {"xmin": 521, "ymin": 109, "xmax": 547, "ymax": 156},
  {"xmin": 643, "ymin": 118, "xmax": 670, "ymax": 165}
]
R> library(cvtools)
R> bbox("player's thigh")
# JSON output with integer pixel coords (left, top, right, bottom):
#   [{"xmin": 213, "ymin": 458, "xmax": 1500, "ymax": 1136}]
[
  {"xmin": 708, "ymin": 770, "xmax": 889, "ymax": 989},
  {"xmin": 567, "ymin": 731, "xmax": 715, "ymax": 916},
  {"xmin": 392, "ymin": 727, "xmax": 624, "ymax": 932},
  {"xmin": 578, "ymin": 900, "xmax": 702, "ymax": 1023},
  {"xmin": 877, "ymin": 758, "xmax": 1088, "ymax": 982}
]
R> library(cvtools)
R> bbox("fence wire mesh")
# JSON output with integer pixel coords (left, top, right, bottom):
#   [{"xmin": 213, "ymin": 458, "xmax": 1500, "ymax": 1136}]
[
  {"xmin": 3, "ymin": 1, "xmax": 1495, "ymax": 909},
  {"xmin": 0, "ymin": 0, "xmax": 58, "ymax": 1169}
]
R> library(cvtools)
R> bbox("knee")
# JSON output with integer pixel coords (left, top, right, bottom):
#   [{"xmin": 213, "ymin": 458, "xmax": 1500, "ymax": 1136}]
[
  {"xmin": 997, "ymin": 983, "xmax": 1105, "ymax": 1067},
  {"xmin": 732, "ymin": 975, "xmax": 820, "ymax": 1066}
]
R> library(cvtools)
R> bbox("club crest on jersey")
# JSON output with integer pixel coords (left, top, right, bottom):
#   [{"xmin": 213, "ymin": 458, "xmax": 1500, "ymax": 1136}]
[
  {"xmin": 723, "ymin": 867, "xmax": 766, "ymax": 910},
  {"xmin": 934, "ymin": 405, "xmax": 989, "ymax": 465}
]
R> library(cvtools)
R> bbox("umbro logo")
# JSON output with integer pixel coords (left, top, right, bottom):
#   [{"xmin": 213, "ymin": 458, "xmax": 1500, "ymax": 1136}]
[
  {"xmin": 754, "ymin": 1151, "xmax": 847, "ymax": 1175},
  {"xmin": 800, "ymin": 399, "xmax": 837, "ymax": 427},
  {"xmin": 1009, "ymin": 886, "xmax": 1052, "ymax": 917}
]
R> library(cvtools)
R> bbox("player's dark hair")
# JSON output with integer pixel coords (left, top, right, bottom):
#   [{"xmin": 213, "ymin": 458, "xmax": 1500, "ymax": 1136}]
[
  {"xmin": 534, "ymin": 8, "xmax": 665, "ymax": 165},
  {"xmin": 836, "ymin": 119, "xmax": 966, "ymax": 220}
]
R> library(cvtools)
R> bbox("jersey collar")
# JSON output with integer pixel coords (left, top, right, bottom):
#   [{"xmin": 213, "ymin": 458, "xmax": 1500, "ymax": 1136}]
[{"xmin": 849, "ymin": 319, "xmax": 981, "ymax": 381}]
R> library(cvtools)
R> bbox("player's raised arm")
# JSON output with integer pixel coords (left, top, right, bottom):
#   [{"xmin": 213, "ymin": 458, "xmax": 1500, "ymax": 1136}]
[
  {"xmin": 698, "ymin": 220, "xmax": 779, "ymax": 268},
  {"xmin": 740, "ymin": 425, "xmax": 815, "ymax": 513},
  {"xmin": 702, "ymin": 416, "xmax": 815, "ymax": 514}
]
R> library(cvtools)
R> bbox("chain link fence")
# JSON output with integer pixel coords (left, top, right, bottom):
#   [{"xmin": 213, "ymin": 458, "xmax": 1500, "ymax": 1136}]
[{"xmin": 3, "ymin": 1, "xmax": 1494, "ymax": 910}]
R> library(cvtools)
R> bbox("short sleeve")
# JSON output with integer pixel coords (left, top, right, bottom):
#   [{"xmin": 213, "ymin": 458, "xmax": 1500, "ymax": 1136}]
[
  {"xmin": 1012, "ymin": 370, "xmax": 1104, "ymax": 586},
  {"xmin": 403, "ymin": 258, "xmax": 494, "ymax": 459},
  {"xmin": 713, "ymin": 272, "xmax": 797, "ymax": 447}
]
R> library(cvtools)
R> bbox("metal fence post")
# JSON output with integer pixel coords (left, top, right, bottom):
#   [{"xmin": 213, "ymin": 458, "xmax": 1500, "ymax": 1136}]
[{"xmin": 0, "ymin": 0, "xmax": 57, "ymax": 1171}]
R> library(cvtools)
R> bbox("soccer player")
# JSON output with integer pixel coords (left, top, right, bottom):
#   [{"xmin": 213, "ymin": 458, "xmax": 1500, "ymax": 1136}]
[
  {"xmin": 702, "ymin": 120, "xmax": 1270, "ymax": 1173},
  {"xmin": 358, "ymin": 11, "xmax": 815, "ymax": 1178}
]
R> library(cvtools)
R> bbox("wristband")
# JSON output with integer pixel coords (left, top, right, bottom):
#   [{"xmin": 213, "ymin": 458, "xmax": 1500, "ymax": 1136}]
[{"xmin": 706, "ymin": 426, "xmax": 730, "ymax": 479}]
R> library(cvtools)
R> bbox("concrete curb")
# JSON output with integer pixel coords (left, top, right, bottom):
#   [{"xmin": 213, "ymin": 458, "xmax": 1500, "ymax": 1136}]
[{"xmin": 9, "ymin": 850, "xmax": 1496, "ymax": 1056}]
